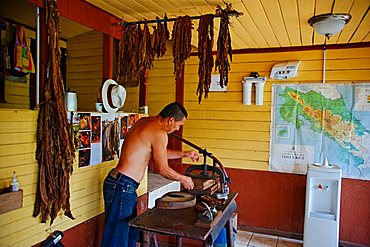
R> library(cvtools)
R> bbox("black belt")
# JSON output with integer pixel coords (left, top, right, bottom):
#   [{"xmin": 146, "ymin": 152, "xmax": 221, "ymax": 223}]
[
  {"xmin": 109, "ymin": 168, "xmax": 123, "ymax": 180},
  {"xmin": 108, "ymin": 168, "xmax": 140, "ymax": 187}
]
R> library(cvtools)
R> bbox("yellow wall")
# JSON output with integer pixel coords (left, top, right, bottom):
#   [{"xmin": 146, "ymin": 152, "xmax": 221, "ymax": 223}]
[
  {"xmin": 0, "ymin": 109, "xmax": 147, "ymax": 246},
  {"xmin": 123, "ymin": 42, "xmax": 176, "ymax": 115},
  {"xmin": 147, "ymin": 42, "xmax": 176, "ymax": 116},
  {"xmin": 122, "ymin": 86, "xmax": 140, "ymax": 113},
  {"xmin": 0, "ymin": 78, "xmax": 30, "ymax": 109},
  {"xmin": 124, "ymin": 45, "xmax": 369, "ymax": 171},
  {"xmin": 183, "ymin": 47, "xmax": 370, "ymax": 170},
  {"xmin": 66, "ymin": 30, "xmax": 103, "ymax": 111}
]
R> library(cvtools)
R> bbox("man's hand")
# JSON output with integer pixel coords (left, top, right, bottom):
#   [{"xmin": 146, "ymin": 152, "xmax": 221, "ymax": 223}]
[
  {"xmin": 183, "ymin": 150, "xmax": 199, "ymax": 162},
  {"xmin": 179, "ymin": 175, "xmax": 194, "ymax": 190}
]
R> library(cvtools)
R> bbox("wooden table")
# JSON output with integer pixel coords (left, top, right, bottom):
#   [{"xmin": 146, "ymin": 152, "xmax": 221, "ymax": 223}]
[{"xmin": 130, "ymin": 192, "xmax": 238, "ymax": 247}]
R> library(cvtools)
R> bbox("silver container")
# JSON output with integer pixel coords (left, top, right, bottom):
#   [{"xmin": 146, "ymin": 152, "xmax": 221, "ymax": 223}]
[{"xmin": 66, "ymin": 91, "xmax": 78, "ymax": 112}]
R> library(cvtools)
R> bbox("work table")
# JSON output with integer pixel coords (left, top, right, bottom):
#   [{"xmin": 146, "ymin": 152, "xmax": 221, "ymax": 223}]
[{"xmin": 131, "ymin": 192, "xmax": 238, "ymax": 247}]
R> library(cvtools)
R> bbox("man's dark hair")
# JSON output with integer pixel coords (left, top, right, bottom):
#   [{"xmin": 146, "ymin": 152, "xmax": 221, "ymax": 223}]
[{"xmin": 159, "ymin": 102, "xmax": 188, "ymax": 121}]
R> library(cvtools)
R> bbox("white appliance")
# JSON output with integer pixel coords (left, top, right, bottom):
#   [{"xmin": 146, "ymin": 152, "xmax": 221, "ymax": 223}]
[
  {"xmin": 303, "ymin": 163, "xmax": 342, "ymax": 247},
  {"xmin": 242, "ymin": 77, "xmax": 266, "ymax": 105},
  {"xmin": 66, "ymin": 91, "xmax": 78, "ymax": 111},
  {"xmin": 270, "ymin": 61, "xmax": 301, "ymax": 80}
]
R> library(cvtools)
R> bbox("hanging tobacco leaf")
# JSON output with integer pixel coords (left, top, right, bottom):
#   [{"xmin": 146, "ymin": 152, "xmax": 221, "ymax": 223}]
[
  {"xmin": 172, "ymin": 16, "xmax": 193, "ymax": 84},
  {"xmin": 215, "ymin": 4, "xmax": 233, "ymax": 88},
  {"xmin": 197, "ymin": 14, "xmax": 214, "ymax": 104},
  {"xmin": 33, "ymin": 0, "xmax": 75, "ymax": 225}
]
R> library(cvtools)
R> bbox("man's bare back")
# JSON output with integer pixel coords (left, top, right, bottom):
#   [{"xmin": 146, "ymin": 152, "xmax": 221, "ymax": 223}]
[
  {"xmin": 115, "ymin": 115, "xmax": 198, "ymax": 189},
  {"xmin": 116, "ymin": 116, "xmax": 161, "ymax": 182}
]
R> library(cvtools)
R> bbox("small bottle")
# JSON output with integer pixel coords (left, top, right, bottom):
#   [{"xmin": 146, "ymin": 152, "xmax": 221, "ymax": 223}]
[{"xmin": 10, "ymin": 171, "xmax": 19, "ymax": 192}]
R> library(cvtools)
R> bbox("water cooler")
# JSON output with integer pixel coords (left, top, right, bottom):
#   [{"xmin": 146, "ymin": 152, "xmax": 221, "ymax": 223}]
[{"xmin": 303, "ymin": 164, "xmax": 342, "ymax": 247}]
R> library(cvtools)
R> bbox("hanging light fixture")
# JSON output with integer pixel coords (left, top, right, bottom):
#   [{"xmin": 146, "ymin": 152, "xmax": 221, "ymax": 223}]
[
  {"xmin": 308, "ymin": 13, "xmax": 352, "ymax": 84},
  {"xmin": 307, "ymin": 13, "xmax": 351, "ymax": 163},
  {"xmin": 308, "ymin": 13, "xmax": 351, "ymax": 39}
]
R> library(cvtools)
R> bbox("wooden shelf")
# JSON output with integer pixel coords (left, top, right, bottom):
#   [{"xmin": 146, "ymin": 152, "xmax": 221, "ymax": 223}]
[{"xmin": 0, "ymin": 188, "xmax": 23, "ymax": 214}]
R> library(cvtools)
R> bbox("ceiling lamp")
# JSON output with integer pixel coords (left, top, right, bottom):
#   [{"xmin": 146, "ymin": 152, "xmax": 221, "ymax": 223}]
[{"xmin": 308, "ymin": 13, "xmax": 351, "ymax": 39}]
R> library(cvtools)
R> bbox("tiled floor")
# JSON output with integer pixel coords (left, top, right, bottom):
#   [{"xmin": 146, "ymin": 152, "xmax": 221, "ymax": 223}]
[
  {"xmin": 152, "ymin": 230, "xmax": 304, "ymax": 246},
  {"xmin": 236, "ymin": 230, "xmax": 303, "ymax": 247}
]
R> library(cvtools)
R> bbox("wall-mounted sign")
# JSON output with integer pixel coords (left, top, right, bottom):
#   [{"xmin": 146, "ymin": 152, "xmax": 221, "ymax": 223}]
[{"xmin": 210, "ymin": 74, "xmax": 227, "ymax": 92}]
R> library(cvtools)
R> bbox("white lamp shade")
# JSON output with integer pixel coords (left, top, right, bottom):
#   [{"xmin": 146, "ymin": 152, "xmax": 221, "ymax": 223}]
[
  {"xmin": 308, "ymin": 13, "xmax": 351, "ymax": 38},
  {"xmin": 312, "ymin": 19, "xmax": 346, "ymax": 36}
]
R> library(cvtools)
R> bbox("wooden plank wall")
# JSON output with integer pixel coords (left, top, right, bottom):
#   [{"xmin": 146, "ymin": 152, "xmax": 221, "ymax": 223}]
[
  {"xmin": 66, "ymin": 30, "xmax": 103, "ymax": 111},
  {"xmin": 147, "ymin": 42, "xmax": 176, "ymax": 115},
  {"xmin": 0, "ymin": 109, "xmax": 147, "ymax": 246},
  {"xmin": 122, "ymin": 42, "xmax": 175, "ymax": 115},
  {"xmin": 183, "ymin": 47, "xmax": 370, "ymax": 170},
  {"xmin": 123, "ymin": 86, "xmax": 140, "ymax": 113},
  {"xmin": 0, "ymin": 78, "xmax": 30, "ymax": 109}
]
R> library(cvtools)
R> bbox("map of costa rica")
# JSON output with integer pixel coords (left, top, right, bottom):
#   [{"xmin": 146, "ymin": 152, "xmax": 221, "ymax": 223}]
[{"xmin": 270, "ymin": 84, "xmax": 370, "ymax": 180}]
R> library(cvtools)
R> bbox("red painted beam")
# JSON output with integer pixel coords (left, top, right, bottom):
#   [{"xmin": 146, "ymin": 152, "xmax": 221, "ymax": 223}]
[
  {"xmin": 102, "ymin": 34, "xmax": 113, "ymax": 81},
  {"xmin": 28, "ymin": 0, "xmax": 122, "ymax": 39}
]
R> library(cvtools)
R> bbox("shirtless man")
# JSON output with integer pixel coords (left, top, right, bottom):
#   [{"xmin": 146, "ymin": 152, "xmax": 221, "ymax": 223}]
[{"xmin": 101, "ymin": 102, "xmax": 199, "ymax": 247}]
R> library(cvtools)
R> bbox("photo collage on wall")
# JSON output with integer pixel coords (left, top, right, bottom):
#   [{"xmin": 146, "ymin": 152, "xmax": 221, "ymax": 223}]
[{"xmin": 71, "ymin": 112, "xmax": 145, "ymax": 168}]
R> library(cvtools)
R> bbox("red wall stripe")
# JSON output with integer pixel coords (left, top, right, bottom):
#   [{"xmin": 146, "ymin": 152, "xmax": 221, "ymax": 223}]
[{"xmin": 28, "ymin": 0, "xmax": 122, "ymax": 39}]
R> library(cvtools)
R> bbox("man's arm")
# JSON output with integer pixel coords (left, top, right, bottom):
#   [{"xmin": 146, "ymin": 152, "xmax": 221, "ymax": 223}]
[
  {"xmin": 167, "ymin": 149, "xmax": 199, "ymax": 161},
  {"xmin": 153, "ymin": 133, "xmax": 194, "ymax": 190}
]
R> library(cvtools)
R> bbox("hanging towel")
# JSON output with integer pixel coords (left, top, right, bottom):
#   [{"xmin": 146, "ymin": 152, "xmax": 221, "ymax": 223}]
[{"xmin": 14, "ymin": 25, "xmax": 35, "ymax": 73}]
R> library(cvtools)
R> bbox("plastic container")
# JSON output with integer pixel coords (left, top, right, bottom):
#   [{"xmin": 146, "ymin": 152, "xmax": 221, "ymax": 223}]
[
  {"xmin": 214, "ymin": 227, "xmax": 236, "ymax": 247},
  {"xmin": 10, "ymin": 171, "xmax": 19, "ymax": 192}
]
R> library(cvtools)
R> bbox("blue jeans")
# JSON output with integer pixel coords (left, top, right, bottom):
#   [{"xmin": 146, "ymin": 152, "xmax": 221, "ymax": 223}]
[{"xmin": 101, "ymin": 169, "xmax": 140, "ymax": 247}]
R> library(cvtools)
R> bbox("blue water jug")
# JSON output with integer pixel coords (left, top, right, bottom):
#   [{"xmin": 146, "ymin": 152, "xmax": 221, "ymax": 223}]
[{"xmin": 214, "ymin": 227, "xmax": 236, "ymax": 247}]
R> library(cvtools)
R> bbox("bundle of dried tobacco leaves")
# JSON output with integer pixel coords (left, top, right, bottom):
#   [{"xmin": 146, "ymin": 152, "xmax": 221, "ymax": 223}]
[
  {"xmin": 215, "ymin": 4, "xmax": 233, "ymax": 88},
  {"xmin": 33, "ymin": 0, "xmax": 75, "ymax": 225},
  {"xmin": 151, "ymin": 16, "xmax": 170, "ymax": 58},
  {"xmin": 117, "ymin": 19, "xmax": 169, "ymax": 87},
  {"xmin": 197, "ymin": 14, "xmax": 214, "ymax": 104},
  {"xmin": 172, "ymin": 16, "xmax": 193, "ymax": 84}
]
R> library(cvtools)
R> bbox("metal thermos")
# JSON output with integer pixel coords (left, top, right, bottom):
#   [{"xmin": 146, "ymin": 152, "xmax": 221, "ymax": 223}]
[{"xmin": 66, "ymin": 90, "xmax": 77, "ymax": 112}]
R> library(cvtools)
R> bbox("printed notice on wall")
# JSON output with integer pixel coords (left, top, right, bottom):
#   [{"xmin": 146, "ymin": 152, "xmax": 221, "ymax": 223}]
[{"xmin": 209, "ymin": 74, "xmax": 227, "ymax": 92}]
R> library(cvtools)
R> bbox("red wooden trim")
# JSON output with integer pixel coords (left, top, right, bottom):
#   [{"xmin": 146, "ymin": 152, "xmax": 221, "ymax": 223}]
[
  {"xmin": 27, "ymin": 0, "xmax": 44, "ymax": 8},
  {"xmin": 190, "ymin": 42, "xmax": 370, "ymax": 56},
  {"xmin": 57, "ymin": 0, "xmax": 122, "ymax": 39},
  {"xmin": 28, "ymin": 0, "xmax": 122, "ymax": 39},
  {"xmin": 175, "ymin": 64, "xmax": 185, "ymax": 105},
  {"xmin": 33, "ymin": 194, "xmax": 148, "ymax": 247},
  {"xmin": 102, "ymin": 34, "xmax": 113, "ymax": 81}
]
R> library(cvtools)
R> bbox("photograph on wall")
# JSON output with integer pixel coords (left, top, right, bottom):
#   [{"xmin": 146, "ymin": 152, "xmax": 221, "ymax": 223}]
[
  {"xmin": 79, "ymin": 131, "xmax": 91, "ymax": 149},
  {"xmin": 270, "ymin": 83, "xmax": 370, "ymax": 180},
  {"xmin": 71, "ymin": 112, "xmax": 80, "ymax": 152},
  {"xmin": 90, "ymin": 113, "xmax": 102, "ymax": 166},
  {"xmin": 79, "ymin": 149, "xmax": 91, "ymax": 168},
  {"xmin": 102, "ymin": 113, "xmax": 120, "ymax": 162},
  {"xmin": 76, "ymin": 112, "xmax": 92, "ymax": 167},
  {"xmin": 120, "ymin": 115, "xmax": 128, "ymax": 140},
  {"xmin": 78, "ymin": 113, "xmax": 91, "ymax": 130},
  {"xmin": 128, "ymin": 113, "xmax": 139, "ymax": 129},
  {"xmin": 72, "ymin": 125, "xmax": 80, "ymax": 152},
  {"xmin": 91, "ymin": 115, "xmax": 101, "ymax": 143}
]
